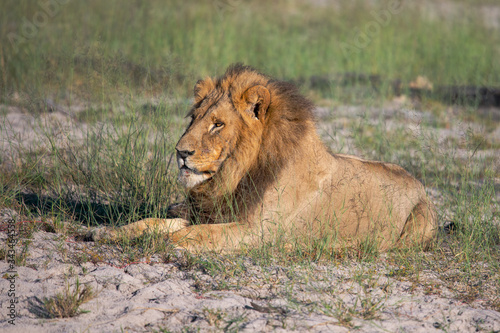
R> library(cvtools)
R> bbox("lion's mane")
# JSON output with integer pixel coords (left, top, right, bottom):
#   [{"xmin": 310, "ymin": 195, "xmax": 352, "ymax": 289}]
[{"xmin": 173, "ymin": 64, "xmax": 317, "ymax": 224}]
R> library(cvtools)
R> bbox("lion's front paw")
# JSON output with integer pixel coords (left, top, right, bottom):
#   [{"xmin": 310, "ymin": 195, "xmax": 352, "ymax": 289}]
[
  {"xmin": 85, "ymin": 218, "xmax": 189, "ymax": 242},
  {"xmin": 84, "ymin": 227, "xmax": 118, "ymax": 242}
]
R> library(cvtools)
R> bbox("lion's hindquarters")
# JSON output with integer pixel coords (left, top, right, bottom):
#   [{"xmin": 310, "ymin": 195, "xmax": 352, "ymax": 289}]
[
  {"xmin": 323, "ymin": 156, "xmax": 437, "ymax": 250},
  {"xmin": 397, "ymin": 198, "xmax": 438, "ymax": 249}
]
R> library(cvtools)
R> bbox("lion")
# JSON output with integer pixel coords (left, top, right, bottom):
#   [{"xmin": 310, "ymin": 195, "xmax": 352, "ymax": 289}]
[{"xmin": 99, "ymin": 64, "xmax": 437, "ymax": 252}]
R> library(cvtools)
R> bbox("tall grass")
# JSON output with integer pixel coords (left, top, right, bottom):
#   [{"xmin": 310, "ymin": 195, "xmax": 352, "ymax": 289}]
[
  {"xmin": 0, "ymin": 101, "xmax": 187, "ymax": 227},
  {"xmin": 1, "ymin": 1, "xmax": 498, "ymax": 103}
]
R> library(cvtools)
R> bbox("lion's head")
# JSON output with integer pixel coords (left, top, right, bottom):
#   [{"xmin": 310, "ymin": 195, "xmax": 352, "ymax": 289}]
[
  {"xmin": 175, "ymin": 64, "xmax": 316, "ymax": 222},
  {"xmin": 176, "ymin": 65, "xmax": 271, "ymax": 189}
]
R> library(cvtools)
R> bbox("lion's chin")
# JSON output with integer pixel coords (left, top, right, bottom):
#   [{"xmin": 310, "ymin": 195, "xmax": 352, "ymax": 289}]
[{"xmin": 178, "ymin": 167, "xmax": 212, "ymax": 189}]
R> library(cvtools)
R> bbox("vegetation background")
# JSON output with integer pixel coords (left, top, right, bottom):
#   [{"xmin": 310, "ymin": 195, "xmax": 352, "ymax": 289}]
[{"xmin": 2, "ymin": 0, "xmax": 499, "ymax": 102}]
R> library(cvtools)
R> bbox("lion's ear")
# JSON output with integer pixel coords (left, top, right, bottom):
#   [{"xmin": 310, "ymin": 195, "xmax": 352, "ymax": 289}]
[
  {"xmin": 242, "ymin": 85, "xmax": 270, "ymax": 120},
  {"xmin": 194, "ymin": 77, "xmax": 215, "ymax": 104}
]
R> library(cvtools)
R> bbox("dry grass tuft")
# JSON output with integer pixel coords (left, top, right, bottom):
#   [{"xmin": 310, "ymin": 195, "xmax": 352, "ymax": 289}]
[{"xmin": 43, "ymin": 279, "xmax": 94, "ymax": 318}]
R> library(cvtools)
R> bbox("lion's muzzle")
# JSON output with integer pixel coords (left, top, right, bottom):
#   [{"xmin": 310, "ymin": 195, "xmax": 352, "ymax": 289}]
[{"xmin": 176, "ymin": 148, "xmax": 213, "ymax": 189}]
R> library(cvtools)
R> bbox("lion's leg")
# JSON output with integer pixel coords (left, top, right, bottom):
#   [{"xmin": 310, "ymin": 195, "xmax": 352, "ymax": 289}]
[
  {"xmin": 92, "ymin": 218, "xmax": 188, "ymax": 241},
  {"xmin": 397, "ymin": 199, "xmax": 438, "ymax": 249},
  {"xmin": 170, "ymin": 223, "xmax": 256, "ymax": 252}
]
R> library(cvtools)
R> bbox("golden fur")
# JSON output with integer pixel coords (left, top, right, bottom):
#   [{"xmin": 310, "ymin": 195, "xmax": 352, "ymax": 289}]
[{"xmin": 107, "ymin": 64, "xmax": 437, "ymax": 252}]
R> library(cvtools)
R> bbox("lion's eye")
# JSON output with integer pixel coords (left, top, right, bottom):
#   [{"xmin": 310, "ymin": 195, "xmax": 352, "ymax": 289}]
[{"xmin": 212, "ymin": 122, "xmax": 224, "ymax": 131}]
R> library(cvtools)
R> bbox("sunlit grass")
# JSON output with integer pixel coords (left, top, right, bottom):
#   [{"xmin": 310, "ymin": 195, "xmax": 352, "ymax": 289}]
[{"xmin": 1, "ymin": 0, "xmax": 498, "ymax": 104}]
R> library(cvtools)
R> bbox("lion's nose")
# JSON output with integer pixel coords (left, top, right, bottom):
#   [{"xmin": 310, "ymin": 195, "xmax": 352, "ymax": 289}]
[{"xmin": 177, "ymin": 149, "xmax": 195, "ymax": 160}]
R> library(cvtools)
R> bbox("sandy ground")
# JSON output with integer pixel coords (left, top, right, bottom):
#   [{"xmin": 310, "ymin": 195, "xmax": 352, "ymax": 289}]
[
  {"xmin": 0, "ymin": 101, "xmax": 499, "ymax": 332},
  {"xmin": 0, "ymin": 229, "xmax": 499, "ymax": 333}
]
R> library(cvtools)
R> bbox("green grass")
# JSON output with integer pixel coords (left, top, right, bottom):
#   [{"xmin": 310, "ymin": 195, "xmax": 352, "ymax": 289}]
[
  {"xmin": 41, "ymin": 278, "xmax": 94, "ymax": 318},
  {"xmin": 3, "ymin": 113, "xmax": 184, "ymax": 227},
  {"xmin": 1, "ymin": 0, "xmax": 499, "ymax": 104}
]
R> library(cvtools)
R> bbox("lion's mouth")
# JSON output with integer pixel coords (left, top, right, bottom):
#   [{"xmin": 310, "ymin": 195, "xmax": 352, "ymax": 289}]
[
  {"xmin": 178, "ymin": 165, "xmax": 214, "ymax": 188},
  {"xmin": 180, "ymin": 165, "xmax": 213, "ymax": 176},
  {"xmin": 178, "ymin": 155, "xmax": 213, "ymax": 175}
]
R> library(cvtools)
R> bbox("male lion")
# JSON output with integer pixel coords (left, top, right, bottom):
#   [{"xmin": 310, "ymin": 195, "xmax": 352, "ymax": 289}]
[{"xmin": 103, "ymin": 64, "xmax": 437, "ymax": 252}]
